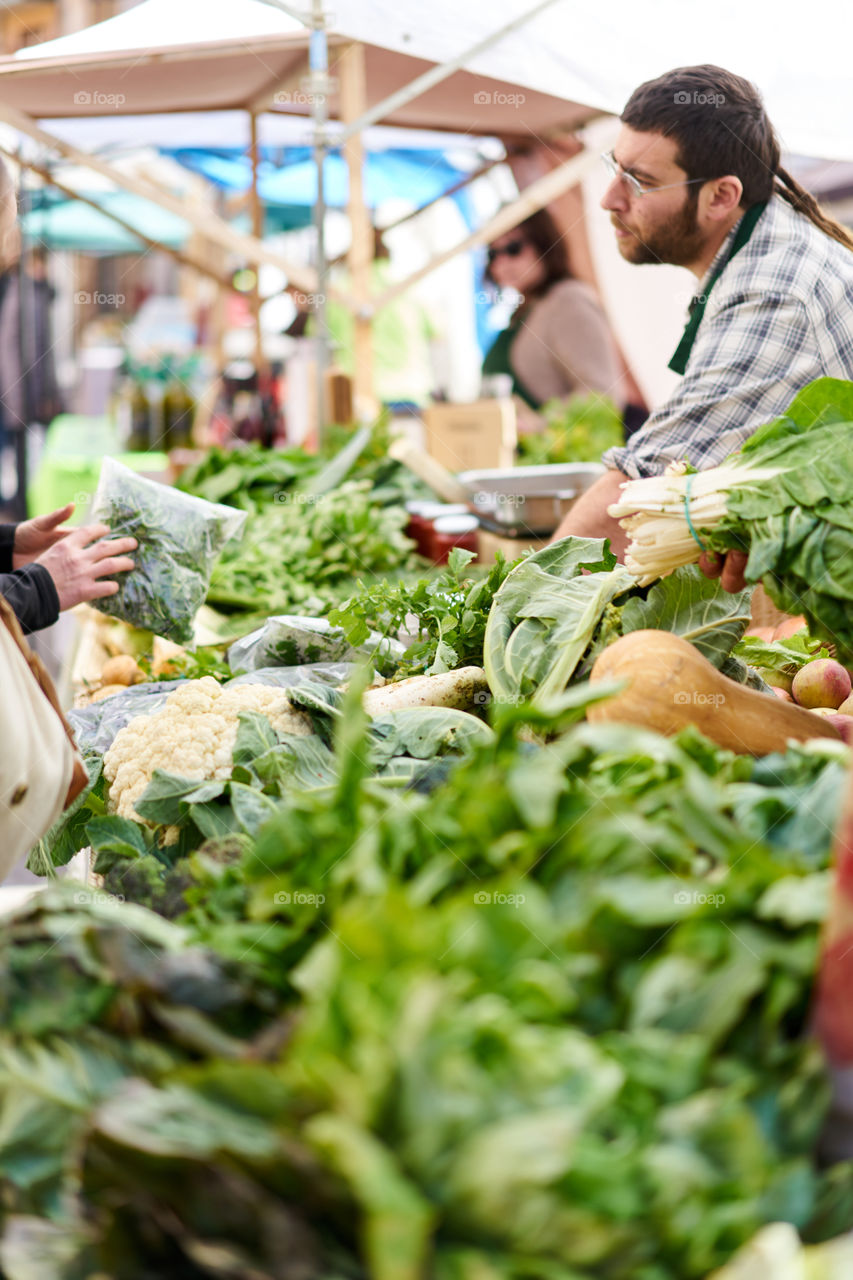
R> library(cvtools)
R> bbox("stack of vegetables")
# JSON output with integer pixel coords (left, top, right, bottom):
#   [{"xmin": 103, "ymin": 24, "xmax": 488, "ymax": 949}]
[
  {"xmin": 7, "ymin": 687, "xmax": 853, "ymax": 1278},
  {"xmin": 176, "ymin": 421, "xmax": 427, "ymax": 623},
  {"xmin": 13, "ymin": 379, "xmax": 853, "ymax": 1277}
]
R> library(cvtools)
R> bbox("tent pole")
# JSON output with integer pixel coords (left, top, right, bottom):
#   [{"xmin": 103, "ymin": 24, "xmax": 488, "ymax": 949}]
[
  {"xmin": 335, "ymin": 0, "xmax": 562, "ymax": 144},
  {"xmin": 370, "ymin": 149, "xmax": 598, "ymax": 314},
  {"xmin": 310, "ymin": 0, "xmax": 330, "ymax": 443},
  {"xmin": 0, "ymin": 148, "xmax": 231, "ymax": 287},
  {"xmin": 339, "ymin": 41, "xmax": 373, "ymax": 418},
  {"xmin": 248, "ymin": 111, "xmax": 267, "ymax": 376},
  {"xmin": 0, "ymin": 101, "xmax": 362, "ymax": 308}
]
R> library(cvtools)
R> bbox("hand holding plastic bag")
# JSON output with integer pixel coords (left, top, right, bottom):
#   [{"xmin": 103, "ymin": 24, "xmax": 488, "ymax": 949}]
[{"xmin": 90, "ymin": 458, "xmax": 246, "ymax": 643}]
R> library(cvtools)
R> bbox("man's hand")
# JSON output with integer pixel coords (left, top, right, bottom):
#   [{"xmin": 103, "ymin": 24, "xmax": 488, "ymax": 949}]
[
  {"xmin": 34, "ymin": 523, "xmax": 137, "ymax": 612},
  {"xmin": 551, "ymin": 469, "xmax": 630, "ymax": 558},
  {"xmin": 12, "ymin": 503, "xmax": 75, "ymax": 569},
  {"xmin": 698, "ymin": 549, "xmax": 748, "ymax": 593}
]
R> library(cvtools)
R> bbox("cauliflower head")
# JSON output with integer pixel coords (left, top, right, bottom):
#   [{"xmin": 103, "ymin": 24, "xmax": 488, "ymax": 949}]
[{"xmin": 103, "ymin": 677, "xmax": 312, "ymax": 824}]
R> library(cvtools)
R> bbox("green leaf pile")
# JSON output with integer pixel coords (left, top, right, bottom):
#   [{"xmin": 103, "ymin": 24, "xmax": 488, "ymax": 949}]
[{"xmin": 8, "ymin": 700, "xmax": 853, "ymax": 1277}]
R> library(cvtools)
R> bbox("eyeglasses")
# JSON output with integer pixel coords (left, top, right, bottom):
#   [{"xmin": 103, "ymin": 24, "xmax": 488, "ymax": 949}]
[
  {"xmin": 486, "ymin": 238, "xmax": 527, "ymax": 264},
  {"xmin": 601, "ymin": 150, "xmax": 709, "ymax": 199}
]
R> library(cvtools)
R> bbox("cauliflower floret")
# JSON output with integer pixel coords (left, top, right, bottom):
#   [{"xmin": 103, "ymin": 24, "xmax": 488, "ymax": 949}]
[
  {"xmin": 103, "ymin": 679, "xmax": 312, "ymax": 825},
  {"xmin": 218, "ymin": 683, "xmax": 312, "ymax": 736}
]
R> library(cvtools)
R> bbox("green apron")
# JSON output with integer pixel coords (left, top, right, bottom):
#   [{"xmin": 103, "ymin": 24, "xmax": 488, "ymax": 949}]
[
  {"xmin": 668, "ymin": 202, "xmax": 766, "ymax": 375},
  {"xmin": 482, "ymin": 323, "xmax": 541, "ymax": 409}
]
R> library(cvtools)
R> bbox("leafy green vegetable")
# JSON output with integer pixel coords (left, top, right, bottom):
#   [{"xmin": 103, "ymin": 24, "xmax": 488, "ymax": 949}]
[
  {"xmin": 91, "ymin": 458, "xmax": 246, "ymax": 643},
  {"xmin": 484, "ymin": 537, "xmax": 633, "ymax": 705},
  {"xmin": 733, "ymin": 630, "xmax": 831, "ymax": 676},
  {"xmin": 7, "ymin": 703, "xmax": 853, "ymax": 1277},
  {"xmin": 28, "ymin": 755, "xmax": 105, "ymax": 874},
  {"xmin": 330, "ymin": 547, "xmax": 521, "ymax": 678},
  {"xmin": 207, "ymin": 479, "xmax": 417, "ymax": 616},
  {"xmin": 177, "ymin": 417, "xmax": 430, "ymax": 515},
  {"xmin": 614, "ymin": 378, "xmax": 853, "ymax": 659},
  {"xmin": 617, "ymin": 564, "xmax": 753, "ymax": 666},
  {"xmin": 176, "ymin": 443, "xmax": 319, "ymax": 512},
  {"xmin": 517, "ymin": 393, "xmax": 624, "ymax": 465}
]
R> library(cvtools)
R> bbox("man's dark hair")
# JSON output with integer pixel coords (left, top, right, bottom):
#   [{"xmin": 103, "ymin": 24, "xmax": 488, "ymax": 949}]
[
  {"xmin": 484, "ymin": 206, "xmax": 572, "ymax": 300},
  {"xmin": 622, "ymin": 65, "xmax": 853, "ymax": 250}
]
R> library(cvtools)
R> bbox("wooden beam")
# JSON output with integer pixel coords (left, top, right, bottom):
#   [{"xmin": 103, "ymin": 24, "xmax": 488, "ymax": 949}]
[
  {"xmin": 2, "ymin": 147, "xmax": 232, "ymax": 287},
  {"xmin": 0, "ymin": 99, "xmax": 360, "ymax": 308},
  {"xmin": 370, "ymin": 149, "xmax": 598, "ymax": 314},
  {"xmin": 248, "ymin": 111, "xmax": 266, "ymax": 373},
  {"xmin": 338, "ymin": 41, "xmax": 373, "ymax": 414},
  {"xmin": 250, "ymin": 58, "xmax": 311, "ymax": 115}
]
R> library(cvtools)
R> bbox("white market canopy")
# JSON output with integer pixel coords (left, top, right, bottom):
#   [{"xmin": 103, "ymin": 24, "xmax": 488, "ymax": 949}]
[
  {"xmin": 2, "ymin": 0, "xmax": 596, "ymax": 139},
  {"xmin": 2, "ymin": 0, "xmax": 852, "ymax": 417},
  {"xmin": 0, "ymin": 0, "xmax": 851, "ymax": 159}
]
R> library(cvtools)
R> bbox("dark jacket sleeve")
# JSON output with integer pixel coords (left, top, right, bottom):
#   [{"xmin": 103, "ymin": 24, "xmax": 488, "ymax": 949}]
[
  {"xmin": 0, "ymin": 524, "xmax": 15, "ymax": 573},
  {"xmin": 0, "ymin": 564, "xmax": 60, "ymax": 634}
]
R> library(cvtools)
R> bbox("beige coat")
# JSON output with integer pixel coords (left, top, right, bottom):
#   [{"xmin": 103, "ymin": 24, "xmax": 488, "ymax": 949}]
[
  {"xmin": 509, "ymin": 279, "xmax": 627, "ymax": 409},
  {"xmin": 0, "ymin": 595, "xmax": 85, "ymax": 877}
]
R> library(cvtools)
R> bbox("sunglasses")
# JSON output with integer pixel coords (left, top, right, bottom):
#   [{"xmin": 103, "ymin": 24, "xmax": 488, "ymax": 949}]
[{"xmin": 486, "ymin": 238, "xmax": 527, "ymax": 264}]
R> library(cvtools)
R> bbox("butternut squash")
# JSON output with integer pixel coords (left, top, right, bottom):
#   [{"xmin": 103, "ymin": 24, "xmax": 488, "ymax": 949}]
[{"xmin": 587, "ymin": 629, "xmax": 841, "ymax": 755}]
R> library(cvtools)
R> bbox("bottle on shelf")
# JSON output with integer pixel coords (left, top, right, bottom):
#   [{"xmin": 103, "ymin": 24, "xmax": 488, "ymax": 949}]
[{"xmin": 126, "ymin": 374, "xmax": 151, "ymax": 452}]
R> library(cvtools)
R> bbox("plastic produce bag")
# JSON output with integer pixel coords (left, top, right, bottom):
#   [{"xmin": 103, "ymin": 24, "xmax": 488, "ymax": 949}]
[
  {"xmin": 90, "ymin": 458, "xmax": 247, "ymax": 644},
  {"xmin": 227, "ymin": 614, "xmax": 405, "ymax": 673},
  {"xmin": 69, "ymin": 666, "xmax": 352, "ymax": 755}
]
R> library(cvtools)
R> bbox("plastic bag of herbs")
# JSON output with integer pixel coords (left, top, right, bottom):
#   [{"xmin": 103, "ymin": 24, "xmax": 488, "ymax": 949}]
[{"xmin": 90, "ymin": 457, "xmax": 247, "ymax": 644}]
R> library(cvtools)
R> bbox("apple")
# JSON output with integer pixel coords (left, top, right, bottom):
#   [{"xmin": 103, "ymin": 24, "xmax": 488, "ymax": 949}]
[{"xmin": 791, "ymin": 659, "xmax": 852, "ymax": 710}]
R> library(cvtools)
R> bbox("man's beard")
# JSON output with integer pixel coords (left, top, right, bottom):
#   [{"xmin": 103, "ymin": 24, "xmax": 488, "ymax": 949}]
[{"xmin": 613, "ymin": 189, "xmax": 705, "ymax": 267}]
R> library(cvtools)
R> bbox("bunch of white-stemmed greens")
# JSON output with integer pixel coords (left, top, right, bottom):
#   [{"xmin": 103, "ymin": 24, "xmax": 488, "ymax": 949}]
[{"xmin": 609, "ymin": 378, "xmax": 853, "ymax": 660}]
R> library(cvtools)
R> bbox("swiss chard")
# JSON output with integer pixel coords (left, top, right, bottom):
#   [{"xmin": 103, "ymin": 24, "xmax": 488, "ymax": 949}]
[{"xmin": 612, "ymin": 378, "xmax": 853, "ymax": 659}]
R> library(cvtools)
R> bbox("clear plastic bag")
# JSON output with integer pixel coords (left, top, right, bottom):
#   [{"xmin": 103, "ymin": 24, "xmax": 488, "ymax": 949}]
[
  {"xmin": 227, "ymin": 614, "xmax": 405, "ymax": 673},
  {"xmin": 90, "ymin": 458, "xmax": 247, "ymax": 644},
  {"xmin": 69, "ymin": 666, "xmax": 352, "ymax": 755}
]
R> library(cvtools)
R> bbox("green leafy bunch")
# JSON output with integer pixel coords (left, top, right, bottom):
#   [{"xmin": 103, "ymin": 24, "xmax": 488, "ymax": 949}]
[
  {"xmin": 330, "ymin": 547, "xmax": 522, "ymax": 678},
  {"xmin": 207, "ymin": 479, "xmax": 418, "ymax": 616}
]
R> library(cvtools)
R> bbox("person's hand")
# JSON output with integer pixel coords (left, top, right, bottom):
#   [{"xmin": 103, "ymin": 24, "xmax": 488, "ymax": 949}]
[
  {"xmin": 698, "ymin": 548, "xmax": 748, "ymax": 593},
  {"xmin": 12, "ymin": 503, "xmax": 75, "ymax": 569},
  {"xmin": 34, "ymin": 523, "xmax": 137, "ymax": 612}
]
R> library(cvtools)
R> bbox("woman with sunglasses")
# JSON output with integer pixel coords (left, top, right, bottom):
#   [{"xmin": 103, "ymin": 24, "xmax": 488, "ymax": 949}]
[{"xmin": 481, "ymin": 208, "xmax": 631, "ymax": 434}]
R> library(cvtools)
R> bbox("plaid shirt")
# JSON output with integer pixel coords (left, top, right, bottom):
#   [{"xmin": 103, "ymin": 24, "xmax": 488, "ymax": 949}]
[{"xmin": 604, "ymin": 197, "xmax": 853, "ymax": 478}]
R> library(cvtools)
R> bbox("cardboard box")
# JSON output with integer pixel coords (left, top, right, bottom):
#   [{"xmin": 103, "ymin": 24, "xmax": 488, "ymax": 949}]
[{"xmin": 423, "ymin": 398, "xmax": 517, "ymax": 472}]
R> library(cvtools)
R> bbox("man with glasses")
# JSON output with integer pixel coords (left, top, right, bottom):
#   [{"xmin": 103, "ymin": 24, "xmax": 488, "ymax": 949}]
[{"xmin": 553, "ymin": 64, "xmax": 853, "ymax": 590}]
